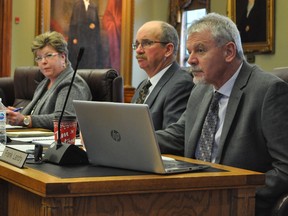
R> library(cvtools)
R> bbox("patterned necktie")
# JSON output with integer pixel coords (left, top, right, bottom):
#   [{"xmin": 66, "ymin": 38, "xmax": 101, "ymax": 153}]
[
  {"xmin": 135, "ymin": 80, "xmax": 152, "ymax": 104},
  {"xmin": 195, "ymin": 91, "xmax": 223, "ymax": 162}
]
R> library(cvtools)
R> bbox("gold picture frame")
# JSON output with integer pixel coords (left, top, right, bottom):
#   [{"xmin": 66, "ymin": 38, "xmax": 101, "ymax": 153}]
[
  {"xmin": 35, "ymin": 0, "xmax": 134, "ymax": 87},
  {"xmin": 229, "ymin": 0, "xmax": 274, "ymax": 54}
]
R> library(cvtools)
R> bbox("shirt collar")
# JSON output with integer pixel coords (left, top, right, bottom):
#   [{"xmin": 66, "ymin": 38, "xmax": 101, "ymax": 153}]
[
  {"xmin": 148, "ymin": 64, "xmax": 172, "ymax": 87},
  {"xmin": 216, "ymin": 62, "xmax": 243, "ymax": 97}
]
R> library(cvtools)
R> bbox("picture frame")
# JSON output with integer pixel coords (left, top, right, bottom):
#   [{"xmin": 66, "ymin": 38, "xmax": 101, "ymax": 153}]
[
  {"xmin": 229, "ymin": 0, "xmax": 274, "ymax": 54},
  {"xmin": 35, "ymin": 0, "xmax": 134, "ymax": 87},
  {"xmin": 169, "ymin": 0, "xmax": 210, "ymax": 66}
]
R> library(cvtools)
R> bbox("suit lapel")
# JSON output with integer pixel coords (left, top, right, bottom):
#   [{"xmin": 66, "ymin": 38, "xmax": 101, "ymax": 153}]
[
  {"xmin": 145, "ymin": 62, "xmax": 179, "ymax": 106},
  {"xmin": 214, "ymin": 61, "xmax": 253, "ymax": 163}
]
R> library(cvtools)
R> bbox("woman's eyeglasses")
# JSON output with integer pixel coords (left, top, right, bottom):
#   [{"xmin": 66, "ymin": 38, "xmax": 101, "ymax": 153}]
[{"xmin": 35, "ymin": 53, "xmax": 60, "ymax": 62}]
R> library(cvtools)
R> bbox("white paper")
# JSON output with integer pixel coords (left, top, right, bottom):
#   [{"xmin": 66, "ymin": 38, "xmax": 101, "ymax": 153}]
[
  {"xmin": 11, "ymin": 136, "xmax": 82, "ymax": 146},
  {"xmin": 6, "ymin": 124, "xmax": 24, "ymax": 129},
  {"xmin": 7, "ymin": 131, "xmax": 54, "ymax": 138}
]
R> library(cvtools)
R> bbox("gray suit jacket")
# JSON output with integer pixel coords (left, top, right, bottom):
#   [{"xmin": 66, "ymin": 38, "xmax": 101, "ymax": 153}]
[
  {"xmin": 22, "ymin": 64, "xmax": 92, "ymax": 130},
  {"xmin": 132, "ymin": 62, "xmax": 194, "ymax": 130},
  {"xmin": 157, "ymin": 61, "xmax": 288, "ymax": 214}
]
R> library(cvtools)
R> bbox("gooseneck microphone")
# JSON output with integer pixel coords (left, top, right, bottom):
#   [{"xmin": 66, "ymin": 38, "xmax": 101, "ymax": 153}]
[{"xmin": 43, "ymin": 47, "xmax": 89, "ymax": 165}]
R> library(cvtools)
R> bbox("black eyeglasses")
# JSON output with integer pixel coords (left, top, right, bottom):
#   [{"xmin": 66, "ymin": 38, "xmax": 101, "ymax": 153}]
[{"xmin": 132, "ymin": 39, "xmax": 170, "ymax": 50}]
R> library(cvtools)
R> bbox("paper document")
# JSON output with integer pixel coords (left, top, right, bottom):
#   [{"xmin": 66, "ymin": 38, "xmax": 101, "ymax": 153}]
[
  {"xmin": 31, "ymin": 136, "xmax": 55, "ymax": 145},
  {"xmin": 6, "ymin": 144, "xmax": 35, "ymax": 153},
  {"xmin": 11, "ymin": 136, "xmax": 82, "ymax": 146},
  {"xmin": 7, "ymin": 131, "xmax": 54, "ymax": 138},
  {"xmin": 6, "ymin": 125, "xmax": 24, "ymax": 129},
  {"xmin": 0, "ymin": 143, "xmax": 5, "ymax": 156}
]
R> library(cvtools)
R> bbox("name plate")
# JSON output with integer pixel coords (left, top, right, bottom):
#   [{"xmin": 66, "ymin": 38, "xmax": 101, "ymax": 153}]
[{"xmin": 0, "ymin": 146, "xmax": 28, "ymax": 168}]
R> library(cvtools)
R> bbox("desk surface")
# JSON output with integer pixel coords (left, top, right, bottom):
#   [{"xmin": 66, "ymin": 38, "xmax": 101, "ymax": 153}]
[
  {"xmin": 0, "ymin": 155, "xmax": 264, "ymax": 198},
  {"xmin": 1, "ymin": 128, "xmax": 266, "ymax": 215}
]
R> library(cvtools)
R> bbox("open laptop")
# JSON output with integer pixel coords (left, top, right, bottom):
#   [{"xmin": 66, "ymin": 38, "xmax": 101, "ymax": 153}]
[{"xmin": 73, "ymin": 100, "xmax": 210, "ymax": 174}]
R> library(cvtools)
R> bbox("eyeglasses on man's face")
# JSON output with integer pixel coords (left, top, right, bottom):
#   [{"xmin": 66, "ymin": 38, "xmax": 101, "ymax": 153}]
[
  {"xmin": 35, "ymin": 53, "xmax": 60, "ymax": 62},
  {"xmin": 132, "ymin": 39, "xmax": 169, "ymax": 50}
]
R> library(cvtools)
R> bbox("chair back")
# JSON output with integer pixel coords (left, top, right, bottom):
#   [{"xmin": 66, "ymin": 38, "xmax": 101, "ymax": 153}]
[
  {"xmin": 5, "ymin": 66, "xmax": 123, "ymax": 108},
  {"xmin": 272, "ymin": 67, "xmax": 288, "ymax": 83},
  {"xmin": 0, "ymin": 77, "xmax": 14, "ymax": 106},
  {"xmin": 77, "ymin": 69, "xmax": 123, "ymax": 102},
  {"xmin": 13, "ymin": 66, "xmax": 45, "ymax": 108}
]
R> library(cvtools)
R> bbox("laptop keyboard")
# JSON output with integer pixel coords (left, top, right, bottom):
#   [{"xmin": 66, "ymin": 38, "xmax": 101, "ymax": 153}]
[{"xmin": 163, "ymin": 160, "xmax": 194, "ymax": 168}]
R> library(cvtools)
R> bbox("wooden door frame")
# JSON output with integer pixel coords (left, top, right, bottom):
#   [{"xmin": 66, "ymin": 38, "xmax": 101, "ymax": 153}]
[{"xmin": 0, "ymin": 0, "xmax": 12, "ymax": 77}]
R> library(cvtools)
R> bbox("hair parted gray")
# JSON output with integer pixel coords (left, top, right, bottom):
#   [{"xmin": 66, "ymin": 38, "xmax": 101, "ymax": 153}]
[{"xmin": 187, "ymin": 12, "xmax": 244, "ymax": 59}]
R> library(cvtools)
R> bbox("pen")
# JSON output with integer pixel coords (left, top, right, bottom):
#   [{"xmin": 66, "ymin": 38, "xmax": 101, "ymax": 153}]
[{"xmin": 13, "ymin": 107, "xmax": 23, "ymax": 112}]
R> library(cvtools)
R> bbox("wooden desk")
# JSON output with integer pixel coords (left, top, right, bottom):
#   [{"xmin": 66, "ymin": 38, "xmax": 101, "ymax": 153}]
[{"xmin": 0, "ymin": 155, "xmax": 264, "ymax": 216}]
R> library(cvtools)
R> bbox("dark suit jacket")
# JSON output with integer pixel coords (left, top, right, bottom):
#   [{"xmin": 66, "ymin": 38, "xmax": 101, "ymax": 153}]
[
  {"xmin": 132, "ymin": 62, "xmax": 193, "ymax": 130},
  {"xmin": 236, "ymin": 0, "xmax": 266, "ymax": 42},
  {"xmin": 156, "ymin": 61, "xmax": 288, "ymax": 215},
  {"xmin": 68, "ymin": 0, "xmax": 102, "ymax": 69}
]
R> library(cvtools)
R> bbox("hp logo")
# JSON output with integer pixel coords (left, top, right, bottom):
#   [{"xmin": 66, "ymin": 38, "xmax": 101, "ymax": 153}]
[{"xmin": 111, "ymin": 130, "xmax": 121, "ymax": 142}]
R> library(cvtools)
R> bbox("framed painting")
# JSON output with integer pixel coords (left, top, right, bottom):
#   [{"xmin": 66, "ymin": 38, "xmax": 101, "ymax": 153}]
[
  {"xmin": 36, "ymin": 0, "xmax": 134, "ymax": 87},
  {"xmin": 229, "ymin": 0, "xmax": 275, "ymax": 54}
]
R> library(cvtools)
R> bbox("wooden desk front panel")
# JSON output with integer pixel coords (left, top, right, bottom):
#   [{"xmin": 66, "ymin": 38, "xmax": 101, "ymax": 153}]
[
  {"xmin": 0, "ymin": 156, "xmax": 264, "ymax": 216},
  {"xmin": 0, "ymin": 180, "xmax": 8, "ymax": 216},
  {"xmin": 4, "ymin": 182, "xmax": 256, "ymax": 216}
]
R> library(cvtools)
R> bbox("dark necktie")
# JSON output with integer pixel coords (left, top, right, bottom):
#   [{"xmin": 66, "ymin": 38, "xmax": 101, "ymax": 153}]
[
  {"xmin": 195, "ymin": 91, "xmax": 223, "ymax": 162},
  {"xmin": 135, "ymin": 80, "xmax": 152, "ymax": 104}
]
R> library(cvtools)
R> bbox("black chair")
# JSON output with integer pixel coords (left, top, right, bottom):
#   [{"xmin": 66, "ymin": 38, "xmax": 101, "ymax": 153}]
[
  {"xmin": 78, "ymin": 69, "xmax": 123, "ymax": 102},
  {"xmin": 272, "ymin": 67, "xmax": 288, "ymax": 82},
  {"xmin": 0, "ymin": 66, "xmax": 124, "ymax": 108}
]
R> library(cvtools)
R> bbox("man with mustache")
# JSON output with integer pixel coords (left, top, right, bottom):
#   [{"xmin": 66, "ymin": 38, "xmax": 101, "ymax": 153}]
[
  {"xmin": 131, "ymin": 21, "xmax": 194, "ymax": 130},
  {"xmin": 156, "ymin": 13, "xmax": 288, "ymax": 216}
]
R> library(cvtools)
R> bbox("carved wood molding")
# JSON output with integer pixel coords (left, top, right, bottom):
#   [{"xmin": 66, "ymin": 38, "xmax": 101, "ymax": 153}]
[
  {"xmin": 0, "ymin": 0, "xmax": 12, "ymax": 77},
  {"xmin": 169, "ymin": 0, "xmax": 209, "ymax": 31},
  {"xmin": 169, "ymin": 0, "xmax": 192, "ymax": 28},
  {"xmin": 124, "ymin": 86, "xmax": 135, "ymax": 103}
]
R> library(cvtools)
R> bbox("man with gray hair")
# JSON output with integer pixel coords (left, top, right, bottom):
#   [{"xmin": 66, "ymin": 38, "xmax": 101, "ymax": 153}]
[
  {"xmin": 131, "ymin": 21, "xmax": 193, "ymax": 130},
  {"xmin": 156, "ymin": 13, "xmax": 288, "ymax": 215}
]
